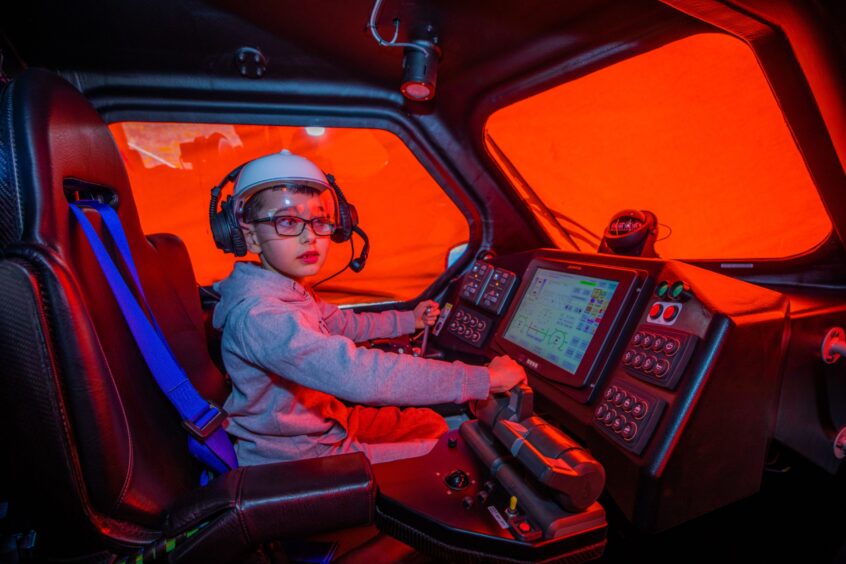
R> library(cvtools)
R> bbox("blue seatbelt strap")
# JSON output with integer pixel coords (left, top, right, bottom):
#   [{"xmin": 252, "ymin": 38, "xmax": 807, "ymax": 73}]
[{"xmin": 69, "ymin": 200, "xmax": 237, "ymax": 478}]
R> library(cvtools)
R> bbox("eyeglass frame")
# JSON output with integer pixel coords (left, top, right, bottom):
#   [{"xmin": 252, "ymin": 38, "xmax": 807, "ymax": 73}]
[{"xmin": 250, "ymin": 215, "xmax": 337, "ymax": 237}]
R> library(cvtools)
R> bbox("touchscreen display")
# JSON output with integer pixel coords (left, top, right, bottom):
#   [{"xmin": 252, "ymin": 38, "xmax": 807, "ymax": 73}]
[{"xmin": 502, "ymin": 268, "xmax": 619, "ymax": 374}]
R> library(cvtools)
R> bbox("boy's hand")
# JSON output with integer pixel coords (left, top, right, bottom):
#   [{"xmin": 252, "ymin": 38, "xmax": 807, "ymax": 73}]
[
  {"xmin": 488, "ymin": 355, "xmax": 528, "ymax": 394},
  {"xmin": 414, "ymin": 300, "xmax": 440, "ymax": 330}
]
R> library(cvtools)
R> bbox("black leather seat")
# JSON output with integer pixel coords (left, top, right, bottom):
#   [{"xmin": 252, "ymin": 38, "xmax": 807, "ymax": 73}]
[{"xmin": 0, "ymin": 69, "xmax": 376, "ymax": 562}]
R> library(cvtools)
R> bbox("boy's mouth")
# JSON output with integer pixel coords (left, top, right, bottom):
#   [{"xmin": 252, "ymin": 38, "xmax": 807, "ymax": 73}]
[{"xmin": 297, "ymin": 250, "xmax": 320, "ymax": 264}]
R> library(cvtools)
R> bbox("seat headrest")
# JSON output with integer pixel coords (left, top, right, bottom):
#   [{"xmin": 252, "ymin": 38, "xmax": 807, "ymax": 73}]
[{"xmin": 0, "ymin": 68, "xmax": 144, "ymax": 250}]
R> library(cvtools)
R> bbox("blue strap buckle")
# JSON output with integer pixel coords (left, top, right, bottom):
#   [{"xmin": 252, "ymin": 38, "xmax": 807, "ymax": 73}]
[{"xmin": 183, "ymin": 402, "xmax": 228, "ymax": 441}]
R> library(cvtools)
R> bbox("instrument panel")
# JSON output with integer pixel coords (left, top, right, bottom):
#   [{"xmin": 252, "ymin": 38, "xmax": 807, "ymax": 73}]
[{"xmin": 432, "ymin": 249, "xmax": 789, "ymax": 532}]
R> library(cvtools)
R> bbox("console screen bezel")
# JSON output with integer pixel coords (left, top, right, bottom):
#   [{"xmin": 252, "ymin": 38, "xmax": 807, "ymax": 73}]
[{"xmin": 493, "ymin": 258, "xmax": 640, "ymax": 388}]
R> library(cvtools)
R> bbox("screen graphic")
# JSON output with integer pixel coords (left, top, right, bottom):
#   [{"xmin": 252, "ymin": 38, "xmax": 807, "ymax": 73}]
[{"xmin": 503, "ymin": 268, "xmax": 619, "ymax": 374}]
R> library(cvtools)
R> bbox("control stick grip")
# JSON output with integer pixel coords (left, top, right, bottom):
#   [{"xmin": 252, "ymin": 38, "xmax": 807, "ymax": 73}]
[{"xmin": 493, "ymin": 417, "xmax": 605, "ymax": 512}]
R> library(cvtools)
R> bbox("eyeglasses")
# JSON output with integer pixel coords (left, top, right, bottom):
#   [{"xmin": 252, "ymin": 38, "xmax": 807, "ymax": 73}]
[{"xmin": 251, "ymin": 215, "xmax": 336, "ymax": 237}]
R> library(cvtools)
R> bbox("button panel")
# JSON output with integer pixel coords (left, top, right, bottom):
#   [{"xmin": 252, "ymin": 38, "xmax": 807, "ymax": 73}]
[
  {"xmin": 646, "ymin": 300, "xmax": 684, "ymax": 326},
  {"xmin": 447, "ymin": 305, "xmax": 494, "ymax": 347},
  {"xmin": 459, "ymin": 261, "xmax": 494, "ymax": 302},
  {"xmin": 458, "ymin": 261, "xmax": 518, "ymax": 315},
  {"xmin": 594, "ymin": 382, "xmax": 665, "ymax": 455},
  {"xmin": 622, "ymin": 325, "xmax": 697, "ymax": 389},
  {"xmin": 478, "ymin": 268, "xmax": 518, "ymax": 315}
]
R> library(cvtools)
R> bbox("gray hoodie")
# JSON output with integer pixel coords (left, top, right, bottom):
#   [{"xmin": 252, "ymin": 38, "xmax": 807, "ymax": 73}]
[{"xmin": 213, "ymin": 262, "xmax": 491, "ymax": 465}]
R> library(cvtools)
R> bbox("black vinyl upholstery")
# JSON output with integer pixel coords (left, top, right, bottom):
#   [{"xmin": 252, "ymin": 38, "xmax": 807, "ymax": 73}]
[{"xmin": 0, "ymin": 69, "xmax": 376, "ymax": 561}]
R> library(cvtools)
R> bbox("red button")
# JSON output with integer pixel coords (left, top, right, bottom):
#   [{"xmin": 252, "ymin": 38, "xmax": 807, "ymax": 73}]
[
  {"xmin": 663, "ymin": 305, "xmax": 679, "ymax": 321},
  {"xmin": 519, "ymin": 522, "xmax": 531, "ymax": 533},
  {"xmin": 649, "ymin": 303, "xmax": 663, "ymax": 318}
]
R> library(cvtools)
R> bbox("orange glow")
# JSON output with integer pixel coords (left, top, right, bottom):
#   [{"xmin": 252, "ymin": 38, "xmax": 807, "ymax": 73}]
[
  {"xmin": 486, "ymin": 33, "xmax": 831, "ymax": 259},
  {"xmin": 109, "ymin": 123, "xmax": 468, "ymax": 304}
]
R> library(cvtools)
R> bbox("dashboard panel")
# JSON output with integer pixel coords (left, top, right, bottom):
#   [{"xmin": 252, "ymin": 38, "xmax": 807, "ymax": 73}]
[{"xmin": 431, "ymin": 249, "xmax": 791, "ymax": 532}]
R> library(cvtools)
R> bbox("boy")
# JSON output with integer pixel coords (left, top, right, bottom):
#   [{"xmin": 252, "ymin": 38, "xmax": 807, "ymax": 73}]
[{"xmin": 213, "ymin": 150, "xmax": 526, "ymax": 465}]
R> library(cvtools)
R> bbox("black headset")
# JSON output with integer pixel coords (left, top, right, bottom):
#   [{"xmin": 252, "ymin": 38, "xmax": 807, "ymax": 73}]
[{"xmin": 209, "ymin": 162, "xmax": 370, "ymax": 272}]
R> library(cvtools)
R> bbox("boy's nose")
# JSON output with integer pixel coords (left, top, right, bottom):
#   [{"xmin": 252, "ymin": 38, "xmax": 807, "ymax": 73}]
[{"xmin": 300, "ymin": 223, "xmax": 317, "ymax": 241}]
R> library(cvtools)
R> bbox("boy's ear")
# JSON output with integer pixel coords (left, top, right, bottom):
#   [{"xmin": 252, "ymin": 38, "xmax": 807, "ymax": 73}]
[{"xmin": 242, "ymin": 223, "xmax": 263, "ymax": 255}]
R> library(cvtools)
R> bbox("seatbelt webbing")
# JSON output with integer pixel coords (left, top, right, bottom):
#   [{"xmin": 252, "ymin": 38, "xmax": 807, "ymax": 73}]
[{"xmin": 69, "ymin": 200, "xmax": 237, "ymax": 476}]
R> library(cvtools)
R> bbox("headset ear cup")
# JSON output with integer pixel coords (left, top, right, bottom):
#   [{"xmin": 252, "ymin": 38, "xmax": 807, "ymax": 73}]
[
  {"xmin": 211, "ymin": 197, "xmax": 248, "ymax": 256},
  {"xmin": 331, "ymin": 187, "xmax": 356, "ymax": 243},
  {"xmin": 223, "ymin": 198, "xmax": 248, "ymax": 257}
]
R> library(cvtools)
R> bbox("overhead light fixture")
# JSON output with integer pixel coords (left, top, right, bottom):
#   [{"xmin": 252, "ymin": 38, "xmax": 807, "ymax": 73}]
[
  {"xmin": 401, "ymin": 40, "xmax": 440, "ymax": 101},
  {"xmin": 367, "ymin": 0, "xmax": 441, "ymax": 102},
  {"xmin": 304, "ymin": 126, "xmax": 326, "ymax": 137}
]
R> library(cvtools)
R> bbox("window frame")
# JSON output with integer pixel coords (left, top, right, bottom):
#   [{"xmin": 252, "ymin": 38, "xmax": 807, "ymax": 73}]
[{"xmin": 99, "ymin": 105, "xmax": 488, "ymax": 309}]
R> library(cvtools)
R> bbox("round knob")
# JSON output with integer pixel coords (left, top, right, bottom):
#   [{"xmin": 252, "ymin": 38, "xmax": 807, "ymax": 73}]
[{"xmin": 445, "ymin": 469, "xmax": 470, "ymax": 490}]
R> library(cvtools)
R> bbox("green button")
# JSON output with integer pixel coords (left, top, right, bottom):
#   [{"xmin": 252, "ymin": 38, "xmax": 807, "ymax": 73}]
[{"xmin": 655, "ymin": 281, "xmax": 669, "ymax": 298}]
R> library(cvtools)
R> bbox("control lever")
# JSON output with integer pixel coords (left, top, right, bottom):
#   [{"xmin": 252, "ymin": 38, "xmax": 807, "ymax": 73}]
[
  {"xmin": 467, "ymin": 384, "xmax": 605, "ymax": 512},
  {"xmin": 420, "ymin": 306, "xmax": 432, "ymax": 357},
  {"xmin": 471, "ymin": 384, "xmax": 534, "ymax": 427}
]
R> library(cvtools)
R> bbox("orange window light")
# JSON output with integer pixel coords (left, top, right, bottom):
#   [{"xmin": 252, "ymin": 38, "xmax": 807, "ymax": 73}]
[{"xmin": 486, "ymin": 33, "xmax": 831, "ymax": 260}]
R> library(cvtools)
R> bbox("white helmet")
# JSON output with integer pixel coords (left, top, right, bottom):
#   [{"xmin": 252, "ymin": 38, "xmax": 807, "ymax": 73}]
[{"xmin": 232, "ymin": 150, "xmax": 333, "ymax": 218}]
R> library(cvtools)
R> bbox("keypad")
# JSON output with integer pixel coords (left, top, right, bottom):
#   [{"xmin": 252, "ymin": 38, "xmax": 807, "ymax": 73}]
[
  {"xmin": 447, "ymin": 305, "xmax": 493, "ymax": 347},
  {"xmin": 622, "ymin": 325, "xmax": 696, "ymax": 390},
  {"xmin": 594, "ymin": 382, "xmax": 665, "ymax": 455}
]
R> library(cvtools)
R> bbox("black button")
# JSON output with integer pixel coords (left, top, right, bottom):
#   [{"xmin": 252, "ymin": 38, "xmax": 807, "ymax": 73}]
[
  {"xmin": 663, "ymin": 339, "xmax": 680, "ymax": 356},
  {"xmin": 612, "ymin": 416, "xmax": 625, "ymax": 432},
  {"xmin": 622, "ymin": 421, "xmax": 638, "ymax": 441},
  {"xmin": 642, "ymin": 356, "xmax": 657, "ymax": 373},
  {"xmin": 654, "ymin": 359, "xmax": 670, "ymax": 377}
]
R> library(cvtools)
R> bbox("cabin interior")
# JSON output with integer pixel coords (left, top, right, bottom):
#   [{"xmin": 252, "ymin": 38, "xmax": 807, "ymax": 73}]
[{"xmin": 1, "ymin": 0, "xmax": 845, "ymax": 562}]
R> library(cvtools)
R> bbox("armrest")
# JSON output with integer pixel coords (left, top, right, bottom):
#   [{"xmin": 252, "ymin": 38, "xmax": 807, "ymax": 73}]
[{"xmin": 163, "ymin": 453, "xmax": 376, "ymax": 563}]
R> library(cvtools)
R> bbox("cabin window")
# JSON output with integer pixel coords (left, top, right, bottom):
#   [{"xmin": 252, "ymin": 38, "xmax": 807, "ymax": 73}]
[
  {"xmin": 109, "ymin": 123, "xmax": 469, "ymax": 304},
  {"xmin": 485, "ymin": 33, "xmax": 831, "ymax": 260}
]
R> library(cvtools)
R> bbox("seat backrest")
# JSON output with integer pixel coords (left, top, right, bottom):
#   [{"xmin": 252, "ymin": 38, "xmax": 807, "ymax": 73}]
[{"xmin": 0, "ymin": 69, "xmax": 229, "ymax": 557}]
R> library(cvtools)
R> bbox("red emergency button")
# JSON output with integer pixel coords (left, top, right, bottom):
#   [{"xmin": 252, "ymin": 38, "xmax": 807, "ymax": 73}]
[
  {"xmin": 649, "ymin": 303, "xmax": 663, "ymax": 319},
  {"xmin": 518, "ymin": 522, "xmax": 531, "ymax": 533},
  {"xmin": 663, "ymin": 305, "xmax": 679, "ymax": 322}
]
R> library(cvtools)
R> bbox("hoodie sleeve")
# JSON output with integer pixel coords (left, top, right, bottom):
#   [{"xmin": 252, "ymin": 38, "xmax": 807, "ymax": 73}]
[
  {"xmin": 317, "ymin": 300, "xmax": 416, "ymax": 341},
  {"xmin": 233, "ymin": 301, "xmax": 490, "ymax": 405}
]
